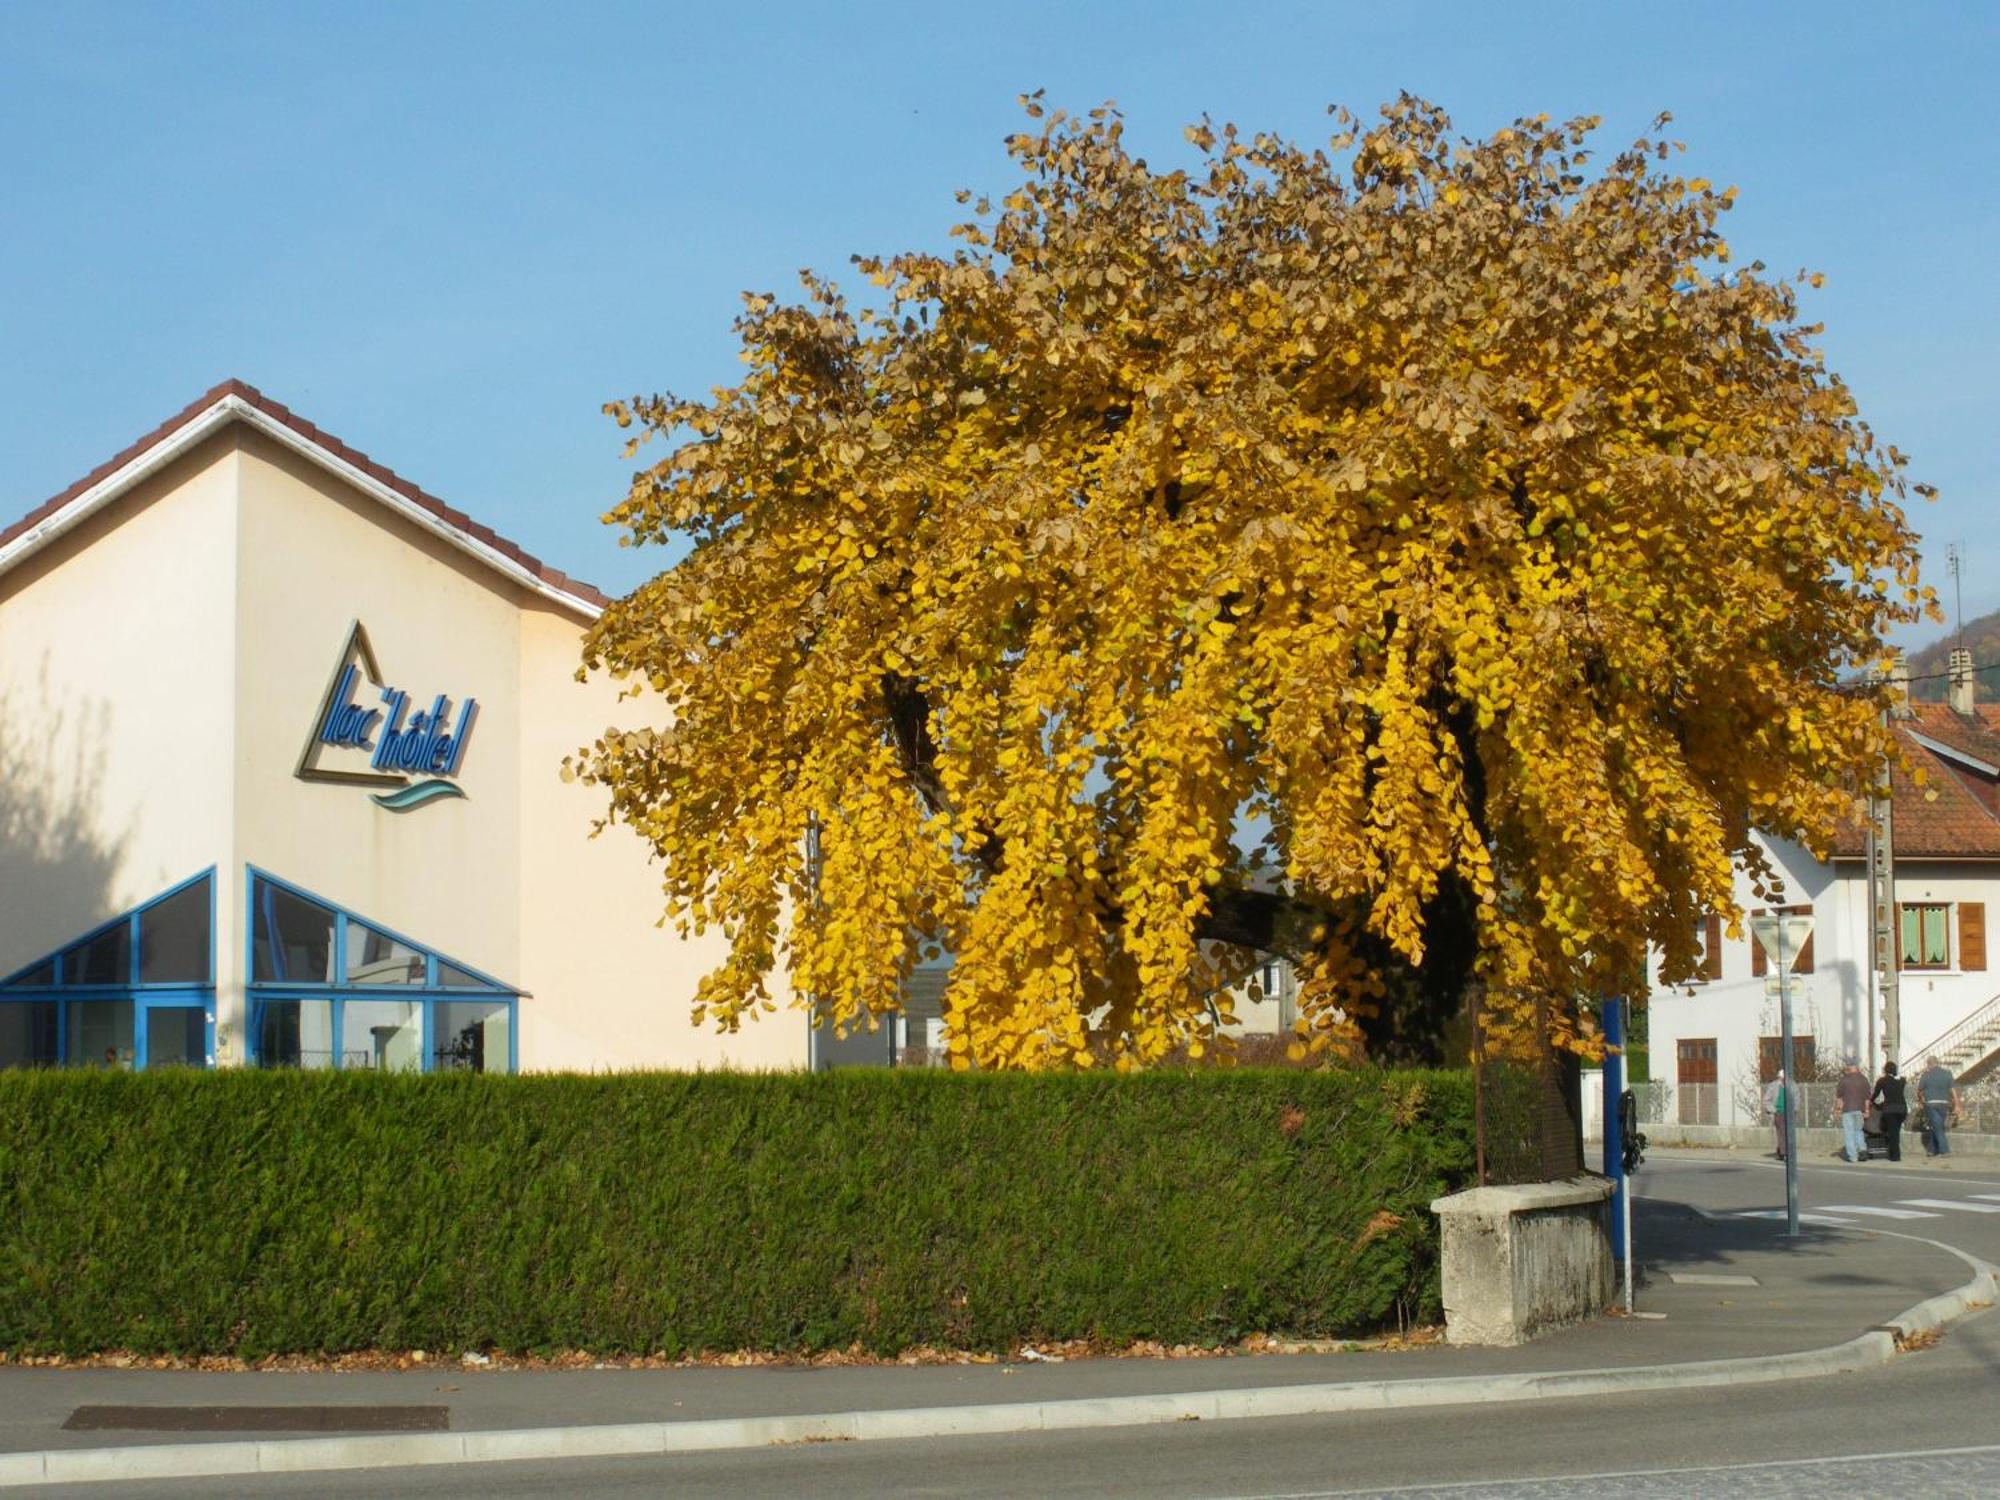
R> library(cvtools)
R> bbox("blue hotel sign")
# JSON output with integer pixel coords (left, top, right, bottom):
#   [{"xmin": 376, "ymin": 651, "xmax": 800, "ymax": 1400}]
[{"xmin": 295, "ymin": 621, "xmax": 478, "ymax": 811}]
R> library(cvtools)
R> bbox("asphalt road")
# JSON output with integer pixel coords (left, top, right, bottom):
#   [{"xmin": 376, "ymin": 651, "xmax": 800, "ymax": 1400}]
[
  {"xmin": 35, "ymin": 1150, "xmax": 2000, "ymax": 1499},
  {"xmin": 1640, "ymin": 1146, "xmax": 2000, "ymax": 1281}
]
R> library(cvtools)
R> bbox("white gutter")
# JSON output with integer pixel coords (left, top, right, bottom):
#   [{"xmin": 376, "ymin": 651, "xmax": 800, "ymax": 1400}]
[
  {"xmin": 1908, "ymin": 730, "xmax": 2000, "ymax": 780},
  {"xmin": 0, "ymin": 394, "xmax": 604, "ymax": 623}
]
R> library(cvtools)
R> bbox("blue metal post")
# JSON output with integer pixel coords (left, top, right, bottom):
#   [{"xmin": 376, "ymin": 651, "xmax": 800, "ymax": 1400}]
[{"xmin": 1603, "ymin": 996, "xmax": 1626, "ymax": 1261}]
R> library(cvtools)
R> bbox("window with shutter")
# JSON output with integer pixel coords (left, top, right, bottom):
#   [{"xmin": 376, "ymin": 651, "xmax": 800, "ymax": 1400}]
[
  {"xmin": 1961, "ymin": 902, "xmax": 1986, "ymax": 972},
  {"xmin": 1759, "ymin": 1034, "xmax": 1816, "ymax": 1083},
  {"xmin": 1703, "ymin": 913, "xmax": 1724, "ymax": 982},
  {"xmin": 1677, "ymin": 1038, "xmax": 1718, "ymax": 1084},
  {"xmin": 1899, "ymin": 904, "xmax": 1950, "ymax": 970}
]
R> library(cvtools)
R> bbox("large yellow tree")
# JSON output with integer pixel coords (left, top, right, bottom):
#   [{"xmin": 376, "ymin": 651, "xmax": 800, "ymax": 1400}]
[{"xmin": 574, "ymin": 97, "xmax": 1930, "ymax": 1069}]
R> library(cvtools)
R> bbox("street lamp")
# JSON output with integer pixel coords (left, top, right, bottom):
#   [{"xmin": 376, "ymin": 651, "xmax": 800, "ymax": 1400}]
[{"xmin": 1751, "ymin": 911, "xmax": 1816, "ymax": 1237}]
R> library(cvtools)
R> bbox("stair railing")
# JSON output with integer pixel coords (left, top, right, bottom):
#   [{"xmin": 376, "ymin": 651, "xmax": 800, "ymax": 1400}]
[{"xmin": 1901, "ymin": 989, "xmax": 2000, "ymax": 1075}]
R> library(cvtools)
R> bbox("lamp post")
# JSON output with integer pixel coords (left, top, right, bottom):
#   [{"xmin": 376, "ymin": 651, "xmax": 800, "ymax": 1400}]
[{"xmin": 1751, "ymin": 911, "xmax": 1816, "ymax": 1237}]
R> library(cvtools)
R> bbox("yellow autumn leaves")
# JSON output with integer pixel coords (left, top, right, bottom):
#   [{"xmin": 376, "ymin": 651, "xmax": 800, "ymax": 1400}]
[{"xmin": 575, "ymin": 96, "xmax": 1930, "ymax": 1070}]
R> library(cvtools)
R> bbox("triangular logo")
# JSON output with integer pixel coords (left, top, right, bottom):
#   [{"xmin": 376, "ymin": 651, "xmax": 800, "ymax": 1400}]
[
  {"xmin": 294, "ymin": 621, "xmax": 479, "ymax": 810},
  {"xmin": 295, "ymin": 621, "xmax": 402, "ymax": 787}
]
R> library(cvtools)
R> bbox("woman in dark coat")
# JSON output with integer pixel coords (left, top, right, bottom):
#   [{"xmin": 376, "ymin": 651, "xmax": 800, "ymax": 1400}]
[{"xmin": 1871, "ymin": 1061, "xmax": 1908, "ymax": 1162}]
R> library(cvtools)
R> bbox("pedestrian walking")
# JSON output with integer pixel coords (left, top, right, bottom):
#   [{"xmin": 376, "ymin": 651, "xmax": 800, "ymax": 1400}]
[
  {"xmin": 1833, "ymin": 1061, "xmax": 1871, "ymax": 1162},
  {"xmin": 1763, "ymin": 1075, "xmax": 1788, "ymax": 1160},
  {"xmin": 1871, "ymin": 1060, "xmax": 1907, "ymax": 1162},
  {"xmin": 1918, "ymin": 1055, "xmax": 1961, "ymax": 1157}
]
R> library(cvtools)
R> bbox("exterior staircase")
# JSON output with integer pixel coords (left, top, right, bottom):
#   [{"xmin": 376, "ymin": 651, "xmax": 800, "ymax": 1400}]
[{"xmin": 1903, "ymin": 991, "xmax": 2000, "ymax": 1087}]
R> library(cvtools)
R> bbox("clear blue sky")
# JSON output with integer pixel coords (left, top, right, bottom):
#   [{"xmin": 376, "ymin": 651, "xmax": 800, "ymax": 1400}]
[{"xmin": 3, "ymin": 2, "xmax": 1995, "ymax": 638}]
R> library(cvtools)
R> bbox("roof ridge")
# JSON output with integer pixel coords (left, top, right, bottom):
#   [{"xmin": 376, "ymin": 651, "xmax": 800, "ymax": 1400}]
[{"xmin": 0, "ymin": 380, "xmax": 612, "ymax": 613}]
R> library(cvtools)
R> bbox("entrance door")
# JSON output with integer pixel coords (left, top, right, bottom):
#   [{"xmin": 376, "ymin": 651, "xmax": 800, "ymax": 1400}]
[
  {"xmin": 1676, "ymin": 1038, "xmax": 1718, "ymax": 1125},
  {"xmin": 138, "ymin": 998, "xmax": 213, "ymax": 1069}
]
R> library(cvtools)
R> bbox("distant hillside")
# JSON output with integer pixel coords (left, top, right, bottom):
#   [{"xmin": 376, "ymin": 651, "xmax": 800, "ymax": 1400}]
[{"xmin": 1909, "ymin": 607, "xmax": 2000, "ymax": 703}]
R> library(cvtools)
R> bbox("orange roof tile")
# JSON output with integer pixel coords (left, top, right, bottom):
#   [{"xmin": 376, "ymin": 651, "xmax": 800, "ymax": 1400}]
[{"xmin": 1831, "ymin": 705, "xmax": 2000, "ymax": 858}]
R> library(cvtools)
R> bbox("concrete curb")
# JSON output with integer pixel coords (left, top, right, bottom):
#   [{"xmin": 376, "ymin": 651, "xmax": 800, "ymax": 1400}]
[
  {"xmin": 1679, "ymin": 1201, "xmax": 2000, "ymax": 1350},
  {"xmin": 3, "ymin": 1246, "xmax": 1995, "ymax": 1489},
  {"xmin": 1870, "ymin": 1252, "xmax": 2000, "ymax": 1347}
]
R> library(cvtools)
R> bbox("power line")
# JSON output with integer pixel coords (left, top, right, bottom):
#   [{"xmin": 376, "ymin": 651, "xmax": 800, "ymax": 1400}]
[
  {"xmin": 1890, "ymin": 659, "xmax": 1999, "ymax": 685},
  {"xmin": 1824, "ymin": 658, "xmax": 1998, "ymax": 695}
]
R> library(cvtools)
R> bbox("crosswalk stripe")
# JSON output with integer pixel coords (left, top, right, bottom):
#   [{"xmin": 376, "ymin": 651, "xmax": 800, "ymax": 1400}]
[
  {"xmin": 1895, "ymin": 1198, "xmax": 2000, "ymax": 1214},
  {"xmin": 1971, "ymin": 1194, "xmax": 2000, "ymax": 1203},
  {"xmin": 1815, "ymin": 1204, "xmax": 1939, "ymax": 1219},
  {"xmin": 1733, "ymin": 1210, "xmax": 1857, "ymax": 1226}
]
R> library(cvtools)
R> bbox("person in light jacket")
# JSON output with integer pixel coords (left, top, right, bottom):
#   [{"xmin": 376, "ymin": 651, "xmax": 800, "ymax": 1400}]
[{"xmin": 1763, "ymin": 1076, "xmax": 1788, "ymax": 1160}]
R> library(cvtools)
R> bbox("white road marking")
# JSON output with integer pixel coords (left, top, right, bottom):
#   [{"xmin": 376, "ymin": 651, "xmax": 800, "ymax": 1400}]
[
  {"xmin": 1895, "ymin": 1197, "xmax": 2000, "ymax": 1213},
  {"xmin": 1813, "ymin": 1203, "xmax": 1939, "ymax": 1219},
  {"xmin": 1732, "ymin": 1210, "xmax": 1857, "ymax": 1225},
  {"xmin": 1667, "ymin": 1272, "xmax": 1759, "ymax": 1285},
  {"xmin": 1970, "ymin": 1193, "xmax": 2000, "ymax": 1202},
  {"xmin": 1216, "ymin": 1442, "xmax": 2000, "ymax": 1499}
]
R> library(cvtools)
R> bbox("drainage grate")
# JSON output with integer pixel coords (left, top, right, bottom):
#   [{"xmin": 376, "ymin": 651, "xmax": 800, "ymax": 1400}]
[{"xmin": 62, "ymin": 1405, "xmax": 450, "ymax": 1433}]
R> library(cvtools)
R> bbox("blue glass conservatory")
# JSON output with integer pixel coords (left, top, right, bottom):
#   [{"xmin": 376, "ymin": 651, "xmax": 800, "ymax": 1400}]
[
  {"xmin": 244, "ymin": 868, "xmax": 518, "ymax": 1073},
  {"xmin": 0, "ymin": 869, "xmax": 216, "ymax": 1069},
  {"xmin": 0, "ymin": 869, "xmax": 518, "ymax": 1073}
]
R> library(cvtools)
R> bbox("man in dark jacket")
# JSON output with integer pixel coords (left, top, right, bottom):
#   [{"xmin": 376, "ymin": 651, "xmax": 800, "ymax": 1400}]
[{"xmin": 1871, "ymin": 1061, "xmax": 1907, "ymax": 1162}]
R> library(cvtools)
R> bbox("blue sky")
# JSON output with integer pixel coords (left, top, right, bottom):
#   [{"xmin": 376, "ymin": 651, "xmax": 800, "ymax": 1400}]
[{"xmin": 3, "ymin": 2, "xmax": 1995, "ymax": 639}]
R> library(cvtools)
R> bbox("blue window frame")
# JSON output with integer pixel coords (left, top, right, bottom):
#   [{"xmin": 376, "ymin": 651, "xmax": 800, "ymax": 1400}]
[
  {"xmin": 0, "ymin": 870, "xmax": 217, "ymax": 1070},
  {"xmin": 245, "ymin": 868, "xmax": 519, "ymax": 1073}
]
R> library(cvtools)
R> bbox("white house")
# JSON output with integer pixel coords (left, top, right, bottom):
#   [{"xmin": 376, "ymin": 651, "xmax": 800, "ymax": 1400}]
[{"xmin": 1648, "ymin": 658, "xmax": 1999, "ymax": 1125}]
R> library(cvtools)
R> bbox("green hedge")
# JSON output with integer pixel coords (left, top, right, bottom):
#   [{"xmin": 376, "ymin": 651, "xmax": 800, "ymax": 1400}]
[{"xmin": 0, "ymin": 1068, "xmax": 1474, "ymax": 1358}]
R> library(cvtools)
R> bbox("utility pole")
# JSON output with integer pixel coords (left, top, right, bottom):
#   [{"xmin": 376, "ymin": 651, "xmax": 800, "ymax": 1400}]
[
  {"xmin": 1867, "ymin": 767, "xmax": 1898, "ymax": 1066},
  {"xmin": 1869, "ymin": 653, "xmax": 1906, "ymax": 1068}
]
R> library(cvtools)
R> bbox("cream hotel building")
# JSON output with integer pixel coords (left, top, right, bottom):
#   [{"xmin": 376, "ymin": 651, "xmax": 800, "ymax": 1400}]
[{"xmin": 0, "ymin": 382, "xmax": 811, "ymax": 1074}]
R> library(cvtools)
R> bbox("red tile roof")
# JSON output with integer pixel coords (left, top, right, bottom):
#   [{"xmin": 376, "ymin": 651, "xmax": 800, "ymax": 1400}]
[
  {"xmin": 1833, "ymin": 701, "xmax": 2000, "ymax": 858},
  {"xmin": 0, "ymin": 379, "xmax": 612, "ymax": 612}
]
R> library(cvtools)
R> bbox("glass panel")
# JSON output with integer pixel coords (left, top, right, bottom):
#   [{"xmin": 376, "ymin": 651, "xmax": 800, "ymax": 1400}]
[
  {"xmin": 66, "ymin": 1000, "xmax": 134, "ymax": 1068},
  {"xmin": 433, "ymin": 1000, "xmax": 509, "ymax": 1073},
  {"xmin": 344, "ymin": 923, "xmax": 425, "ymax": 986},
  {"xmin": 1924, "ymin": 907, "xmax": 1949, "ymax": 966},
  {"xmin": 144, "ymin": 1007, "xmax": 208, "ymax": 1069},
  {"xmin": 139, "ymin": 878, "xmax": 211, "ymax": 984},
  {"xmin": 0, "ymin": 1002, "xmax": 59, "ymax": 1068},
  {"xmin": 341, "ymin": 998, "xmax": 421, "ymax": 1072},
  {"xmin": 435, "ymin": 962, "xmax": 493, "ymax": 989},
  {"xmin": 64, "ymin": 924, "xmax": 131, "ymax": 986},
  {"xmin": 251, "ymin": 881, "xmax": 336, "ymax": 983},
  {"xmin": 253, "ymin": 999, "xmax": 336, "ymax": 1069},
  {"xmin": 5, "ymin": 961, "xmax": 56, "ymax": 989}
]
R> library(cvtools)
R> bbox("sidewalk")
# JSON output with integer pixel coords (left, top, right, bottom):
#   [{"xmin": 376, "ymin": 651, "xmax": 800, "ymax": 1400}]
[
  {"xmin": 0, "ymin": 1192, "xmax": 1992, "ymax": 1486},
  {"xmin": 1635, "ymin": 1122, "xmax": 2000, "ymax": 1163}
]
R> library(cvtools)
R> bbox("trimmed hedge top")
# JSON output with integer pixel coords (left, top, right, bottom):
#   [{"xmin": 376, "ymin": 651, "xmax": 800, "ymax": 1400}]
[{"xmin": 0, "ymin": 1067, "xmax": 1474, "ymax": 1358}]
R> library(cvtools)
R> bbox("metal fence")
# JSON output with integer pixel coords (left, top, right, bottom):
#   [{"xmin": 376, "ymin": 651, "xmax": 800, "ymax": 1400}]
[
  {"xmin": 1628, "ymin": 1079, "xmax": 2000, "ymax": 1136},
  {"xmin": 1471, "ymin": 992, "xmax": 1583, "ymax": 1186}
]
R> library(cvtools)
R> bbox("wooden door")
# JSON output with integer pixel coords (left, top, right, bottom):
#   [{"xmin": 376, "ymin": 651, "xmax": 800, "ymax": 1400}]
[{"xmin": 1677, "ymin": 1038, "xmax": 1718, "ymax": 1124}]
